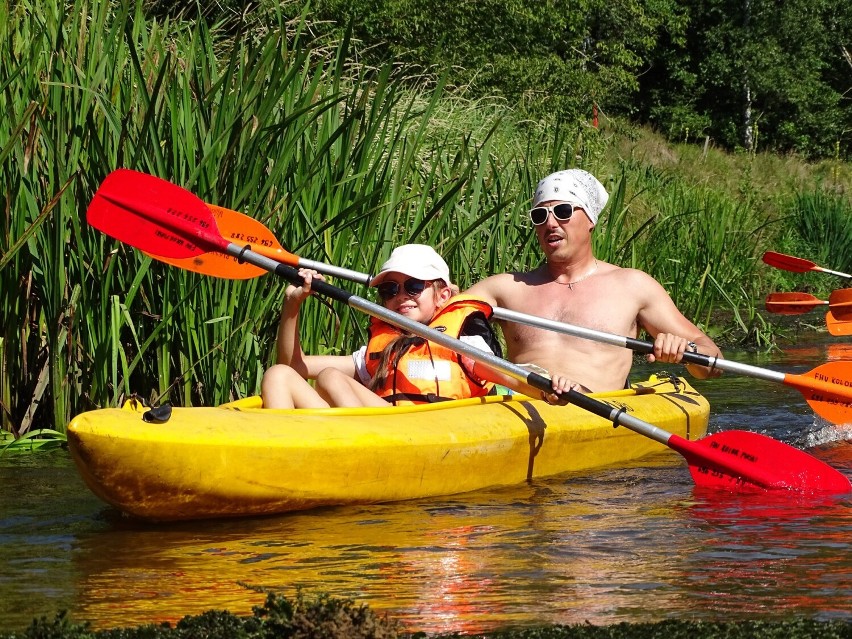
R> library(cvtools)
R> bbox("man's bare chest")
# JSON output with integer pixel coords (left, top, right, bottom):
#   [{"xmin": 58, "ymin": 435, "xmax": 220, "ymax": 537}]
[{"xmin": 509, "ymin": 285, "xmax": 638, "ymax": 337}]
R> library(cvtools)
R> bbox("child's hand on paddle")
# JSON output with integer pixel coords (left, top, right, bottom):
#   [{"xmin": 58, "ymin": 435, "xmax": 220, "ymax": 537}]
[{"xmin": 285, "ymin": 269, "xmax": 325, "ymax": 303}]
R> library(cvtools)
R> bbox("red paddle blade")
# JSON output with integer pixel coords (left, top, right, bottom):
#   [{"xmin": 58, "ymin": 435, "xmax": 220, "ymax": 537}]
[
  {"xmin": 826, "ymin": 311, "xmax": 852, "ymax": 337},
  {"xmin": 829, "ymin": 288, "xmax": 852, "ymax": 321},
  {"xmin": 765, "ymin": 292, "xmax": 827, "ymax": 315},
  {"xmin": 87, "ymin": 169, "xmax": 226, "ymax": 258},
  {"xmin": 147, "ymin": 206, "xmax": 299, "ymax": 279},
  {"xmin": 762, "ymin": 251, "xmax": 817, "ymax": 273},
  {"xmin": 670, "ymin": 430, "xmax": 851, "ymax": 493}
]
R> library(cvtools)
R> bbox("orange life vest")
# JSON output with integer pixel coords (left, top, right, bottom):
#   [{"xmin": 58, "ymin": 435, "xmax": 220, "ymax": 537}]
[{"xmin": 364, "ymin": 296, "xmax": 496, "ymax": 405}]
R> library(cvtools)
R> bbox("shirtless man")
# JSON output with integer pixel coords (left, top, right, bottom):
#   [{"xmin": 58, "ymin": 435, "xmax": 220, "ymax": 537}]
[{"xmin": 465, "ymin": 168, "xmax": 723, "ymax": 393}]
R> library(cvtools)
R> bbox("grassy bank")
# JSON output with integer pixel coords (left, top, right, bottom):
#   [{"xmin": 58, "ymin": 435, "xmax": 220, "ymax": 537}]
[
  {"xmin": 1, "ymin": 0, "xmax": 850, "ymax": 435},
  {"xmin": 4, "ymin": 591, "xmax": 851, "ymax": 638}
]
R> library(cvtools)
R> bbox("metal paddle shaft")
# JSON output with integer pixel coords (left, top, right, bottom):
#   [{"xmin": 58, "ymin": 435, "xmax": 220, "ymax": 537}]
[
  {"xmin": 92, "ymin": 177, "xmax": 852, "ymax": 426},
  {"xmin": 85, "ymin": 169, "xmax": 852, "ymax": 493},
  {"xmin": 491, "ymin": 308, "xmax": 852, "ymax": 425},
  {"xmin": 214, "ymin": 247, "xmax": 852, "ymax": 494}
]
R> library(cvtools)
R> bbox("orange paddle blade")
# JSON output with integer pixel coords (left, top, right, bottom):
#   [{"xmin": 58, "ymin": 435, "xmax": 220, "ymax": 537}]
[
  {"xmin": 827, "ymin": 343, "xmax": 852, "ymax": 361},
  {"xmin": 790, "ymin": 361, "xmax": 852, "ymax": 423},
  {"xmin": 826, "ymin": 311, "xmax": 852, "ymax": 337},
  {"xmin": 765, "ymin": 292, "xmax": 827, "ymax": 315},
  {"xmin": 147, "ymin": 206, "xmax": 298, "ymax": 279},
  {"xmin": 762, "ymin": 251, "xmax": 818, "ymax": 273},
  {"xmin": 829, "ymin": 288, "xmax": 852, "ymax": 321},
  {"xmin": 762, "ymin": 251, "xmax": 852, "ymax": 279}
]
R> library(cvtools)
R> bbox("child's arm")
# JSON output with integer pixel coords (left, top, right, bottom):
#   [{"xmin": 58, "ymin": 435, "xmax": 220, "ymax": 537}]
[{"xmin": 275, "ymin": 270, "xmax": 356, "ymax": 380}]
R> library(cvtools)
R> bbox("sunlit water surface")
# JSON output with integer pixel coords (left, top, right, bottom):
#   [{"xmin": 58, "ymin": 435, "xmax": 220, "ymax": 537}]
[{"xmin": 2, "ymin": 337, "xmax": 851, "ymax": 634}]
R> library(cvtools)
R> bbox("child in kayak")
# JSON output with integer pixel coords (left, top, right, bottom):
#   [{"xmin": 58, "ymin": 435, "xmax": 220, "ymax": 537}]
[{"xmin": 261, "ymin": 244, "xmax": 507, "ymax": 409}]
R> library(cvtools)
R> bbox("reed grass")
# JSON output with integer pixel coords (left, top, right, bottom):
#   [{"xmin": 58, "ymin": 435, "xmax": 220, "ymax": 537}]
[
  {"xmin": 792, "ymin": 191, "xmax": 852, "ymax": 275},
  {"xmin": 1, "ymin": 0, "xmax": 847, "ymax": 436}
]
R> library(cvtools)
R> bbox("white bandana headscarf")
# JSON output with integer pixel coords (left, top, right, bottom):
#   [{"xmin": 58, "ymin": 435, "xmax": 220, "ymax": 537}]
[{"xmin": 532, "ymin": 169, "xmax": 609, "ymax": 225}]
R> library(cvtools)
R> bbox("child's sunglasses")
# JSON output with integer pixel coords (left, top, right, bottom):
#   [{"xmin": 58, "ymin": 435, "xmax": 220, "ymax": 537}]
[
  {"xmin": 528, "ymin": 203, "xmax": 577, "ymax": 226},
  {"xmin": 376, "ymin": 278, "xmax": 431, "ymax": 301}
]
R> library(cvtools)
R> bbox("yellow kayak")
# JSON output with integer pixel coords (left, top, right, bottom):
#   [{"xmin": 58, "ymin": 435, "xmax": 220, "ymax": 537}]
[{"xmin": 67, "ymin": 375, "xmax": 709, "ymax": 521}]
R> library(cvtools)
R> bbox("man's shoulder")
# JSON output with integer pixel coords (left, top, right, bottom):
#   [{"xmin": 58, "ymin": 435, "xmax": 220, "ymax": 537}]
[
  {"xmin": 467, "ymin": 268, "xmax": 540, "ymax": 290},
  {"xmin": 599, "ymin": 264, "xmax": 656, "ymax": 285}
]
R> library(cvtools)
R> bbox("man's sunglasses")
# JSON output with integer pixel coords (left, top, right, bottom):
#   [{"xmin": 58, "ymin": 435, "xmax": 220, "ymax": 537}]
[
  {"xmin": 528, "ymin": 203, "xmax": 577, "ymax": 226},
  {"xmin": 376, "ymin": 278, "xmax": 432, "ymax": 301}
]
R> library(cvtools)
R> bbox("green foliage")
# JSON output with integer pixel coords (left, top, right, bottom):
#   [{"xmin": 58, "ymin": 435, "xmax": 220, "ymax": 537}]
[
  {"xmin": 293, "ymin": 0, "xmax": 851, "ymax": 158},
  {"xmin": 1, "ymin": 592, "xmax": 404, "ymax": 639},
  {"xmin": 249, "ymin": 590, "xmax": 403, "ymax": 638},
  {"xmin": 792, "ymin": 190, "xmax": 852, "ymax": 275},
  {"xmin": 487, "ymin": 619, "xmax": 852, "ymax": 638},
  {"xmin": 0, "ymin": 429, "xmax": 66, "ymax": 455},
  {"xmin": 305, "ymin": 0, "xmax": 688, "ymax": 124},
  {"xmin": 4, "ymin": 600, "xmax": 852, "ymax": 638},
  {"xmin": 639, "ymin": 0, "xmax": 852, "ymax": 158},
  {"xmin": 760, "ymin": 189, "xmax": 852, "ymax": 298}
]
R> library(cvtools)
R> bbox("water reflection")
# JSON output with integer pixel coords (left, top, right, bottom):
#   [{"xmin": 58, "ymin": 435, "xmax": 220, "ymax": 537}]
[
  {"xmin": 682, "ymin": 488, "xmax": 852, "ymax": 618},
  {"xmin": 2, "ymin": 334, "xmax": 852, "ymax": 633},
  {"xmin": 70, "ymin": 468, "xmax": 689, "ymax": 633}
]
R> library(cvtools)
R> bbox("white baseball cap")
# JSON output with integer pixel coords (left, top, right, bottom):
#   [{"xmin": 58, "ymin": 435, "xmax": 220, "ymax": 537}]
[
  {"xmin": 532, "ymin": 169, "xmax": 609, "ymax": 225},
  {"xmin": 369, "ymin": 244, "xmax": 452, "ymax": 286}
]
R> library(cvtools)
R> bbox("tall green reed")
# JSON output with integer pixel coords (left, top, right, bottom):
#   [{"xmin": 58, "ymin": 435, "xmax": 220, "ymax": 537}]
[
  {"xmin": 0, "ymin": 0, "xmax": 538, "ymax": 431},
  {"xmin": 591, "ymin": 164, "xmax": 772, "ymax": 343},
  {"xmin": 756, "ymin": 189, "xmax": 852, "ymax": 298},
  {"xmin": 792, "ymin": 190, "xmax": 852, "ymax": 276}
]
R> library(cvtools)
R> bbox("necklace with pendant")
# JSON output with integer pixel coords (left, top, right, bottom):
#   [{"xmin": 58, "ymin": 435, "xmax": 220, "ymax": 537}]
[{"xmin": 556, "ymin": 260, "xmax": 598, "ymax": 289}]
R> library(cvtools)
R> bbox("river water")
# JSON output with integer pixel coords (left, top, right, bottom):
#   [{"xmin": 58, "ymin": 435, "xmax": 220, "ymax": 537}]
[{"xmin": 2, "ymin": 336, "xmax": 851, "ymax": 635}]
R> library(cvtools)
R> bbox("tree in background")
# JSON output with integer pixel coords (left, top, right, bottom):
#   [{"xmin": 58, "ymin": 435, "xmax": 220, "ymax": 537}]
[
  {"xmin": 309, "ymin": 0, "xmax": 686, "ymax": 123},
  {"xmin": 639, "ymin": 0, "xmax": 852, "ymax": 158},
  {"xmin": 147, "ymin": 0, "xmax": 851, "ymax": 159}
]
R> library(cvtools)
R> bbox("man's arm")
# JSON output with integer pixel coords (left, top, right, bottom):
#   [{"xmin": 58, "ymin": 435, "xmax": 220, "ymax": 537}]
[{"xmin": 633, "ymin": 271, "xmax": 723, "ymax": 379}]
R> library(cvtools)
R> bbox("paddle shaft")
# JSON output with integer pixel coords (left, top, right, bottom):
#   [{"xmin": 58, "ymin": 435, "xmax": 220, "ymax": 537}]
[
  {"xmin": 494, "ymin": 309, "xmax": 763, "ymax": 378},
  {"xmin": 245, "ymin": 250, "xmax": 676, "ymax": 440},
  {"xmin": 282, "ymin": 258, "xmax": 852, "ymax": 408},
  {"xmin": 821, "ymin": 268, "xmax": 852, "ymax": 279},
  {"xmin": 766, "ymin": 300, "xmax": 828, "ymax": 307},
  {"xmin": 87, "ymin": 169, "xmax": 852, "ymax": 492},
  {"xmin": 281, "ymin": 257, "xmax": 825, "ymax": 389},
  {"xmin": 285, "ymin": 260, "xmax": 758, "ymax": 381},
  {"xmin": 238, "ymin": 247, "xmax": 838, "ymax": 487},
  {"xmin": 496, "ymin": 308, "xmax": 852, "ymax": 401},
  {"xmin": 764, "ymin": 292, "xmax": 828, "ymax": 314}
]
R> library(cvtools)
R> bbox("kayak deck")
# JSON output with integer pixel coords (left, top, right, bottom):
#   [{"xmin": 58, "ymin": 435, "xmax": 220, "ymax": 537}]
[{"xmin": 67, "ymin": 375, "xmax": 709, "ymax": 521}]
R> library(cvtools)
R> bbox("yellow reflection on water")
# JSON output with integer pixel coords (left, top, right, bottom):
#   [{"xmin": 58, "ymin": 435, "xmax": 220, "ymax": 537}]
[
  {"xmin": 71, "ymin": 444, "xmax": 852, "ymax": 634},
  {"xmin": 73, "ymin": 460, "xmax": 683, "ymax": 634}
]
